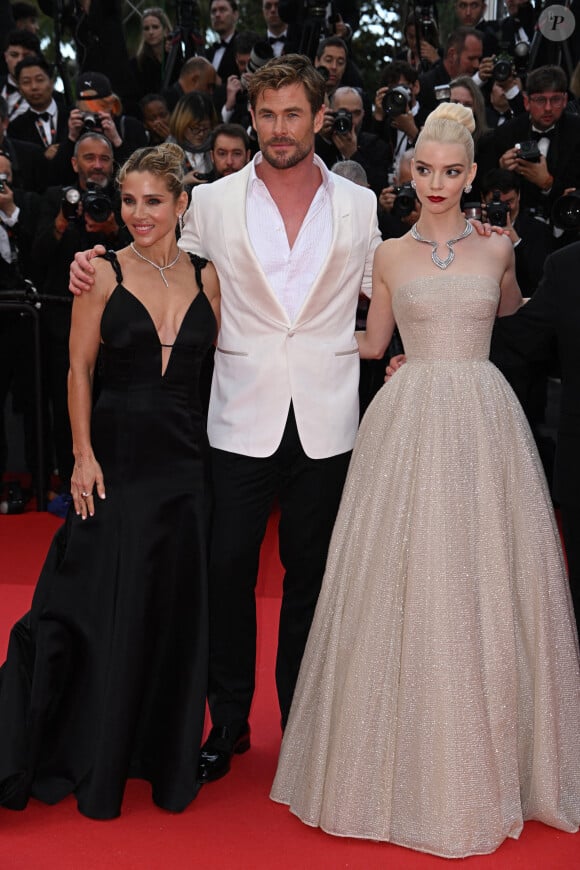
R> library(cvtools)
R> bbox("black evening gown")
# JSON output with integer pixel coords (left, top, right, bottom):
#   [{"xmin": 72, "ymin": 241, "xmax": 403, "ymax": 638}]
[{"xmin": 0, "ymin": 252, "xmax": 216, "ymax": 820}]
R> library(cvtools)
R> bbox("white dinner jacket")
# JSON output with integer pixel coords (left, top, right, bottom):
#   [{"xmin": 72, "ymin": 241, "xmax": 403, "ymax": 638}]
[{"xmin": 180, "ymin": 159, "xmax": 381, "ymax": 459}]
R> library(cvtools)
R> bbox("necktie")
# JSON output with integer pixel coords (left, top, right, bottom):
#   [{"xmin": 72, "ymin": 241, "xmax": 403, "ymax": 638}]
[{"xmin": 530, "ymin": 127, "xmax": 555, "ymax": 141}]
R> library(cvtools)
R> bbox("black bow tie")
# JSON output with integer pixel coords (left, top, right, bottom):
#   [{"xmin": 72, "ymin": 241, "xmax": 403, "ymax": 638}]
[
  {"xmin": 35, "ymin": 111, "xmax": 51, "ymax": 122},
  {"xmin": 268, "ymin": 34, "xmax": 287, "ymax": 44},
  {"xmin": 5, "ymin": 82, "xmax": 18, "ymax": 96},
  {"xmin": 530, "ymin": 127, "xmax": 555, "ymax": 141},
  {"xmin": 219, "ymin": 40, "xmax": 230, "ymax": 48}
]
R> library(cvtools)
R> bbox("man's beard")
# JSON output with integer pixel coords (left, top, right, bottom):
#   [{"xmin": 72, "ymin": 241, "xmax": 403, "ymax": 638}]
[{"xmin": 261, "ymin": 137, "xmax": 313, "ymax": 170}]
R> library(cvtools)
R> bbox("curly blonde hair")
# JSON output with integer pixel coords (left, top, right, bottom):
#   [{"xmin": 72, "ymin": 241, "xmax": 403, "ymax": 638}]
[
  {"xmin": 416, "ymin": 102, "xmax": 475, "ymax": 164},
  {"xmin": 117, "ymin": 142, "xmax": 185, "ymax": 199}
]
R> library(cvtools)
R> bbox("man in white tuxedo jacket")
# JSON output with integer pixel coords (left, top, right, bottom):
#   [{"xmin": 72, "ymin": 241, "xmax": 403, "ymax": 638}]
[{"xmin": 182, "ymin": 54, "xmax": 381, "ymax": 785}]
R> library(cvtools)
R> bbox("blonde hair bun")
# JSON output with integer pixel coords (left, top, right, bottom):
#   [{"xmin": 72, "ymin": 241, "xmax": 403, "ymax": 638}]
[{"xmin": 426, "ymin": 101, "xmax": 476, "ymax": 134}]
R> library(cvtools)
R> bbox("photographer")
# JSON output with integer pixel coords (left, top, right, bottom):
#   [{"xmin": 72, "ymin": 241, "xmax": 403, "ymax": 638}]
[
  {"xmin": 419, "ymin": 26, "xmax": 483, "ymax": 115},
  {"xmin": 219, "ymin": 32, "xmax": 264, "ymax": 127},
  {"xmin": 315, "ymin": 86, "xmax": 389, "ymax": 195},
  {"xmin": 48, "ymin": 71, "xmax": 148, "ymax": 188},
  {"xmin": 314, "ymin": 36, "xmax": 348, "ymax": 100},
  {"xmin": 373, "ymin": 61, "xmax": 429, "ymax": 167},
  {"xmin": 398, "ymin": 11, "xmax": 441, "ymax": 72},
  {"xmin": 31, "ymin": 132, "xmax": 129, "ymax": 515},
  {"xmin": 377, "ymin": 148, "xmax": 420, "ymax": 239},
  {"xmin": 478, "ymin": 65, "xmax": 580, "ymax": 220},
  {"xmin": 0, "ymin": 151, "xmax": 42, "ymax": 506},
  {"xmin": 480, "ymin": 168, "xmax": 550, "ymax": 294}
]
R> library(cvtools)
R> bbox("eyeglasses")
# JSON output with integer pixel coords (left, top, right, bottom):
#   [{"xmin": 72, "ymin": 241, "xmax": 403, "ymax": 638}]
[
  {"xmin": 187, "ymin": 124, "xmax": 211, "ymax": 136},
  {"xmin": 528, "ymin": 94, "xmax": 566, "ymax": 107}
]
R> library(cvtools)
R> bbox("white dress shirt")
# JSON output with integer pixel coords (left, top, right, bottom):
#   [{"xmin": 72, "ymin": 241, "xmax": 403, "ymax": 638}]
[{"xmin": 246, "ymin": 152, "xmax": 333, "ymax": 323}]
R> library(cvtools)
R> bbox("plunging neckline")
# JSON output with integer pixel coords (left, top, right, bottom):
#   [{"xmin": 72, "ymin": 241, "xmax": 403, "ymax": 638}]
[{"xmin": 107, "ymin": 284, "xmax": 203, "ymax": 378}]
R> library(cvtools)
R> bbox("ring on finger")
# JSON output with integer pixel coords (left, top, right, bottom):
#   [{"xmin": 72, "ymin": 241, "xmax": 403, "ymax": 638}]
[{"xmin": 81, "ymin": 491, "xmax": 91, "ymax": 498}]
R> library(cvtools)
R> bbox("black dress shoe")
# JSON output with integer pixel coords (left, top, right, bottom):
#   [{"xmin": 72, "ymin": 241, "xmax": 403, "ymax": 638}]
[{"xmin": 197, "ymin": 722, "xmax": 251, "ymax": 784}]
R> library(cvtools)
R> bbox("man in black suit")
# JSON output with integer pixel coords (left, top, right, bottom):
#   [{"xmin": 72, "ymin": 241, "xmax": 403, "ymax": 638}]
[
  {"xmin": 419, "ymin": 27, "xmax": 484, "ymax": 115},
  {"xmin": 494, "ymin": 242, "xmax": 580, "ymax": 635},
  {"xmin": 8, "ymin": 56, "xmax": 68, "ymax": 159},
  {"xmin": 454, "ymin": 0, "xmax": 499, "ymax": 55},
  {"xmin": 315, "ymin": 86, "xmax": 390, "ymax": 196},
  {"xmin": 478, "ymin": 65, "xmax": 580, "ymax": 219},
  {"xmin": 206, "ymin": 0, "xmax": 240, "ymax": 82}
]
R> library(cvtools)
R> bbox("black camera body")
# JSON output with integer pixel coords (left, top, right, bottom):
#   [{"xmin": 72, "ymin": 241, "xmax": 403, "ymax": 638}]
[
  {"xmin": 382, "ymin": 85, "xmax": 410, "ymax": 119},
  {"xmin": 333, "ymin": 108, "xmax": 353, "ymax": 134},
  {"xmin": 80, "ymin": 112, "xmax": 103, "ymax": 133},
  {"xmin": 61, "ymin": 183, "xmax": 113, "ymax": 223},
  {"xmin": 82, "ymin": 182, "xmax": 114, "ymax": 222},
  {"xmin": 493, "ymin": 54, "xmax": 513, "ymax": 82},
  {"xmin": 515, "ymin": 140, "xmax": 541, "ymax": 163},
  {"xmin": 392, "ymin": 182, "xmax": 417, "ymax": 218},
  {"xmin": 486, "ymin": 190, "xmax": 510, "ymax": 227}
]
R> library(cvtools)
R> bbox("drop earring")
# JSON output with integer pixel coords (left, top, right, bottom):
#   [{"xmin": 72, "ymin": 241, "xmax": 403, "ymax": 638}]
[{"xmin": 464, "ymin": 183, "xmax": 472, "ymax": 194}]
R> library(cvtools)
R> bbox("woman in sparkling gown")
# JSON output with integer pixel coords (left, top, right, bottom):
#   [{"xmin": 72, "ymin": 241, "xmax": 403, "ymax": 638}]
[
  {"xmin": 0, "ymin": 143, "xmax": 220, "ymax": 820},
  {"xmin": 271, "ymin": 104, "xmax": 580, "ymax": 858}
]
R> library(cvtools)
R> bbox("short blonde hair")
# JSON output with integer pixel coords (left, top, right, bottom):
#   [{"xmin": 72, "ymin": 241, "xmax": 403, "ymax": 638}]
[
  {"xmin": 415, "ymin": 101, "xmax": 475, "ymax": 164},
  {"xmin": 117, "ymin": 142, "xmax": 185, "ymax": 199}
]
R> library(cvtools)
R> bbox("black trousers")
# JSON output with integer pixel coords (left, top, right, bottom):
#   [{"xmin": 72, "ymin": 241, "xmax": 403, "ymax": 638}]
[
  {"xmin": 208, "ymin": 404, "xmax": 351, "ymax": 729},
  {"xmin": 561, "ymin": 504, "xmax": 580, "ymax": 638}
]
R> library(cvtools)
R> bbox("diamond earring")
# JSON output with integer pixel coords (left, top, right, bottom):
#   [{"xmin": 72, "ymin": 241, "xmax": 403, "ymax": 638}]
[{"xmin": 464, "ymin": 183, "xmax": 472, "ymax": 194}]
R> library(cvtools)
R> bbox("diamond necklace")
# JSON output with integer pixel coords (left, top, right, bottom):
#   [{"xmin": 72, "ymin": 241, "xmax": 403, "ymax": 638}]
[
  {"xmin": 130, "ymin": 242, "xmax": 182, "ymax": 287},
  {"xmin": 410, "ymin": 220, "xmax": 473, "ymax": 270}
]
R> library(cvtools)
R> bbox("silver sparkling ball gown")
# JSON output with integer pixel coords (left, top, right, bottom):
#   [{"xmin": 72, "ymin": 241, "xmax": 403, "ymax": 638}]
[{"xmin": 270, "ymin": 275, "xmax": 580, "ymax": 858}]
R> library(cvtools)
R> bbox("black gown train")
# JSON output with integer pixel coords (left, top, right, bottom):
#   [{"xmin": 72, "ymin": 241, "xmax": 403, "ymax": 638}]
[{"xmin": 0, "ymin": 252, "xmax": 216, "ymax": 820}]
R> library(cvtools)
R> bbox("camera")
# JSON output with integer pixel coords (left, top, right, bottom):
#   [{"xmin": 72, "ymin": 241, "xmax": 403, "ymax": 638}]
[
  {"xmin": 381, "ymin": 86, "xmax": 410, "ymax": 119},
  {"xmin": 82, "ymin": 182, "xmax": 114, "ymax": 222},
  {"xmin": 392, "ymin": 182, "xmax": 417, "ymax": 218},
  {"xmin": 515, "ymin": 141, "xmax": 541, "ymax": 163},
  {"xmin": 333, "ymin": 108, "xmax": 353, "ymax": 134},
  {"xmin": 415, "ymin": 3, "xmax": 439, "ymax": 47},
  {"xmin": 61, "ymin": 186, "xmax": 81, "ymax": 220},
  {"xmin": 485, "ymin": 190, "xmax": 510, "ymax": 227},
  {"xmin": 552, "ymin": 190, "xmax": 580, "ymax": 230},
  {"xmin": 463, "ymin": 201, "xmax": 482, "ymax": 221},
  {"xmin": 493, "ymin": 54, "xmax": 513, "ymax": 82},
  {"xmin": 434, "ymin": 84, "xmax": 451, "ymax": 102},
  {"xmin": 0, "ymin": 172, "xmax": 7, "ymax": 192},
  {"xmin": 0, "ymin": 481, "xmax": 26, "ymax": 515},
  {"xmin": 61, "ymin": 183, "xmax": 113, "ymax": 223},
  {"xmin": 247, "ymin": 40, "xmax": 274, "ymax": 74},
  {"xmin": 80, "ymin": 112, "xmax": 103, "ymax": 133}
]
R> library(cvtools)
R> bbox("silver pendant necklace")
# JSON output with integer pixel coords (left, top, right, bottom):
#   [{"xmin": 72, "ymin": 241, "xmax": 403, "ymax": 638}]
[
  {"xmin": 130, "ymin": 242, "xmax": 181, "ymax": 287},
  {"xmin": 411, "ymin": 220, "xmax": 473, "ymax": 270}
]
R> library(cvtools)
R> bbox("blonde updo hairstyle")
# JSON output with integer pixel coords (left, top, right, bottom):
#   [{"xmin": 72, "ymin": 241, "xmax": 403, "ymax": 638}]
[
  {"xmin": 117, "ymin": 142, "xmax": 186, "ymax": 199},
  {"xmin": 415, "ymin": 102, "xmax": 476, "ymax": 166}
]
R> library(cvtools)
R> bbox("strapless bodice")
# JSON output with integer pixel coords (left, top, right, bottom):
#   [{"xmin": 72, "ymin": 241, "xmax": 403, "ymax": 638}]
[{"xmin": 392, "ymin": 275, "xmax": 500, "ymax": 363}]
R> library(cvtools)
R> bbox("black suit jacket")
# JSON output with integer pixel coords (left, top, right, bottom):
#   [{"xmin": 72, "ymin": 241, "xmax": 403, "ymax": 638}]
[
  {"xmin": 206, "ymin": 34, "xmax": 239, "ymax": 82},
  {"xmin": 478, "ymin": 112, "xmax": 580, "ymax": 215},
  {"xmin": 493, "ymin": 242, "xmax": 580, "ymax": 506},
  {"xmin": 418, "ymin": 61, "xmax": 451, "ymax": 116},
  {"xmin": 7, "ymin": 94, "xmax": 69, "ymax": 151},
  {"xmin": 315, "ymin": 131, "xmax": 390, "ymax": 196}
]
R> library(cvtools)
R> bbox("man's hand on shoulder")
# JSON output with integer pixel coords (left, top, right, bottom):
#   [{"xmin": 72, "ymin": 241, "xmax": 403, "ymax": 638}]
[{"xmin": 69, "ymin": 245, "xmax": 107, "ymax": 296}]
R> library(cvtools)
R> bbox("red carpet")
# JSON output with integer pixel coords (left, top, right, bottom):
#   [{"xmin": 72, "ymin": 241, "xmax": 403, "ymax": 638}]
[{"xmin": 1, "ymin": 511, "xmax": 579, "ymax": 869}]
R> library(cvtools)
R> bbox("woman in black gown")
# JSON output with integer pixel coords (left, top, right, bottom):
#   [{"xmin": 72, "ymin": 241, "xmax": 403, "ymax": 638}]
[{"xmin": 0, "ymin": 143, "xmax": 220, "ymax": 820}]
